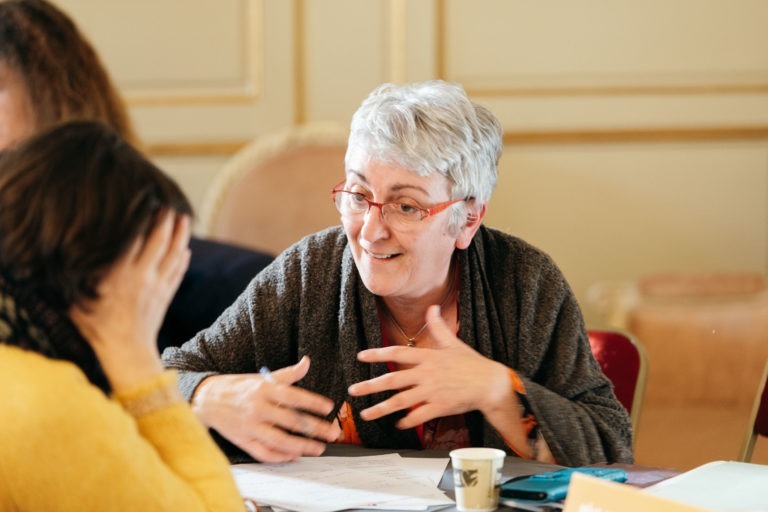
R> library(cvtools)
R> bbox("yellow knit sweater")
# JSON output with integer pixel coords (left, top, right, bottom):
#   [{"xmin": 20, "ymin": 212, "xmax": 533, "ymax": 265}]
[{"xmin": 0, "ymin": 345, "xmax": 244, "ymax": 511}]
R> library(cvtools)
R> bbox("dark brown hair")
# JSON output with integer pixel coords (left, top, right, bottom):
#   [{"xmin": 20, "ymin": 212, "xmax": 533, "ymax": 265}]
[
  {"xmin": 0, "ymin": 0, "xmax": 138, "ymax": 146},
  {"xmin": 0, "ymin": 120, "xmax": 191, "ymax": 310}
]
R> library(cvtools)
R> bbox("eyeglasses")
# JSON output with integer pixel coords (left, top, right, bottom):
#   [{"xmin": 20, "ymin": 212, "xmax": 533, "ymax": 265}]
[{"xmin": 331, "ymin": 180, "xmax": 463, "ymax": 227}]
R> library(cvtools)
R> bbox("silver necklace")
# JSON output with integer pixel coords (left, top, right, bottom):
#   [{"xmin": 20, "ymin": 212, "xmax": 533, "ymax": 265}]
[{"xmin": 382, "ymin": 268, "xmax": 457, "ymax": 347}]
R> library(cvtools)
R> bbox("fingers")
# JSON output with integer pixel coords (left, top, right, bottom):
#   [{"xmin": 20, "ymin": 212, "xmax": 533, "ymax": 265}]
[
  {"xmin": 195, "ymin": 372, "xmax": 341, "ymax": 463},
  {"xmin": 348, "ymin": 368, "xmax": 412, "ymax": 397},
  {"xmin": 235, "ymin": 420, "xmax": 329, "ymax": 463},
  {"xmin": 263, "ymin": 368, "xmax": 337, "ymax": 420},
  {"xmin": 135, "ymin": 209, "xmax": 191, "ymax": 272},
  {"xmin": 356, "ymin": 345, "xmax": 423, "ymax": 365},
  {"xmin": 135, "ymin": 209, "xmax": 175, "ymax": 267},
  {"xmin": 160, "ymin": 213, "xmax": 192, "ymax": 279},
  {"xmin": 271, "ymin": 355, "xmax": 311, "ymax": 386},
  {"xmin": 355, "ymin": 306, "xmax": 456, "ymax": 367},
  {"xmin": 238, "ymin": 424, "xmax": 330, "ymax": 463},
  {"xmin": 356, "ymin": 384, "xmax": 420, "ymax": 421},
  {"xmin": 268, "ymin": 403, "xmax": 341, "ymax": 442},
  {"xmin": 135, "ymin": 211, "xmax": 191, "ymax": 306},
  {"xmin": 252, "ymin": 360, "xmax": 340, "ymax": 441},
  {"xmin": 424, "ymin": 305, "xmax": 454, "ymax": 348},
  {"xmin": 242, "ymin": 372, "xmax": 341, "ymax": 462},
  {"xmin": 242, "ymin": 409, "xmax": 340, "ymax": 463}
]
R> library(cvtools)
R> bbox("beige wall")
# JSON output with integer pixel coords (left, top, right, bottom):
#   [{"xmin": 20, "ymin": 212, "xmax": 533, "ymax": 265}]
[{"xmin": 58, "ymin": 0, "xmax": 768, "ymax": 325}]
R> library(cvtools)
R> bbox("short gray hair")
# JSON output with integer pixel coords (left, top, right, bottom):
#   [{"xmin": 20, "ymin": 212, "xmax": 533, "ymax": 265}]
[{"xmin": 345, "ymin": 80, "xmax": 502, "ymax": 232}]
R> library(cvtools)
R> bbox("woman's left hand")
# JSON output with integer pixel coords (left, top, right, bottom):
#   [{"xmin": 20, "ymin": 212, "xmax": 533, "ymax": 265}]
[{"xmin": 348, "ymin": 305, "xmax": 513, "ymax": 429}]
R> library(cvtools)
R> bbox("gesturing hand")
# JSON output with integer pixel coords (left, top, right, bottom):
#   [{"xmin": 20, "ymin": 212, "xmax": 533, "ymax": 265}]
[
  {"xmin": 348, "ymin": 305, "xmax": 512, "ymax": 429},
  {"xmin": 69, "ymin": 211, "xmax": 191, "ymax": 391},
  {"xmin": 193, "ymin": 356, "xmax": 342, "ymax": 463}
]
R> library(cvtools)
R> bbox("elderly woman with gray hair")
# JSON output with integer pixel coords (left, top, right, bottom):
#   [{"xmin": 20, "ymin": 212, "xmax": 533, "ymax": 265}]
[{"xmin": 163, "ymin": 80, "xmax": 633, "ymax": 467}]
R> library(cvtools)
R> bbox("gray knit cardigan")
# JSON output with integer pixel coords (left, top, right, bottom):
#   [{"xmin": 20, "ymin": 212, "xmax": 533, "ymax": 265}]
[{"xmin": 162, "ymin": 225, "xmax": 633, "ymax": 466}]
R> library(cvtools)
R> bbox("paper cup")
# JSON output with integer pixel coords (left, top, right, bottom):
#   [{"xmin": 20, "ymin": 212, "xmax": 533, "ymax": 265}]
[{"xmin": 449, "ymin": 447, "xmax": 506, "ymax": 512}]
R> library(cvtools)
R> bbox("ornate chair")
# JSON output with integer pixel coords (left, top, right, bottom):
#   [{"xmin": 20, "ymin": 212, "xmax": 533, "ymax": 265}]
[
  {"xmin": 200, "ymin": 123, "xmax": 349, "ymax": 256},
  {"xmin": 739, "ymin": 360, "xmax": 768, "ymax": 461},
  {"xmin": 587, "ymin": 329, "xmax": 649, "ymax": 446}
]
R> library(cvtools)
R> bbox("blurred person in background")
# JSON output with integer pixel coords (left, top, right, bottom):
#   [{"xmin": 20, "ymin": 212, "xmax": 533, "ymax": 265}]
[{"xmin": 0, "ymin": 0, "xmax": 273, "ymax": 350}]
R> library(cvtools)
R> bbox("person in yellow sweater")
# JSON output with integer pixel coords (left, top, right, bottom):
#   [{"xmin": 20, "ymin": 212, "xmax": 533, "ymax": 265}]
[{"xmin": 0, "ymin": 121, "xmax": 244, "ymax": 511}]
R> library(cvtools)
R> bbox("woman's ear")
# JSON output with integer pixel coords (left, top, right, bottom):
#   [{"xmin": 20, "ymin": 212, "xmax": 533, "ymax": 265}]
[{"xmin": 455, "ymin": 201, "xmax": 486, "ymax": 250}]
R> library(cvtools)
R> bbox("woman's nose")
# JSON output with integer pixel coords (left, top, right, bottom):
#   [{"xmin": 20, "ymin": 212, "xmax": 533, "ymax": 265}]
[{"xmin": 360, "ymin": 203, "xmax": 390, "ymax": 241}]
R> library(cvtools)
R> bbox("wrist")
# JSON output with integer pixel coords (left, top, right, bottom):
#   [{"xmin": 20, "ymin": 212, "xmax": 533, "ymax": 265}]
[
  {"xmin": 481, "ymin": 361, "xmax": 516, "ymax": 414},
  {"xmin": 191, "ymin": 374, "xmax": 219, "ymax": 425},
  {"xmin": 92, "ymin": 343, "xmax": 164, "ymax": 393},
  {"xmin": 113, "ymin": 371, "xmax": 182, "ymax": 417}
]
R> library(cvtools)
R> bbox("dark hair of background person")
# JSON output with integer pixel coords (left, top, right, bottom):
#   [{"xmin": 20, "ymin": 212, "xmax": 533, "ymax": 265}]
[
  {"xmin": 0, "ymin": 120, "xmax": 191, "ymax": 311},
  {"xmin": 0, "ymin": 0, "xmax": 274, "ymax": 350},
  {"xmin": 0, "ymin": 0, "xmax": 139, "ymax": 147}
]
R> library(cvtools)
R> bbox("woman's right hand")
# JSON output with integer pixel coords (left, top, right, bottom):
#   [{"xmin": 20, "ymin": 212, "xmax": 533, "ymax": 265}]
[
  {"xmin": 192, "ymin": 355, "xmax": 342, "ymax": 462},
  {"xmin": 69, "ymin": 210, "xmax": 191, "ymax": 392}
]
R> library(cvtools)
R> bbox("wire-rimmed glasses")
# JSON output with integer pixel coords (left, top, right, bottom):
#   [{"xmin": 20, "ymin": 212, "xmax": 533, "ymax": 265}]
[{"xmin": 331, "ymin": 180, "xmax": 463, "ymax": 227}]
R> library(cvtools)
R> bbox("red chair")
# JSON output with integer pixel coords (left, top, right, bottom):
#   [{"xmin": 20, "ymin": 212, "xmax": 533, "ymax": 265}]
[
  {"xmin": 588, "ymin": 329, "xmax": 648, "ymax": 446},
  {"xmin": 739, "ymin": 360, "xmax": 768, "ymax": 461}
]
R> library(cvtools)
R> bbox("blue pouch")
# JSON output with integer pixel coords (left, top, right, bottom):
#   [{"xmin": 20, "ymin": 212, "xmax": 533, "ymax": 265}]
[{"xmin": 499, "ymin": 467, "xmax": 628, "ymax": 502}]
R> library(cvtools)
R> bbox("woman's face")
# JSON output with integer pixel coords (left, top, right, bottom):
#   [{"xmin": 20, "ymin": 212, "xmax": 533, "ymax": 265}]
[
  {"xmin": 340, "ymin": 158, "xmax": 480, "ymax": 302},
  {"xmin": 0, "ymin": 62, "xmax": 35, "ymax": 150}
]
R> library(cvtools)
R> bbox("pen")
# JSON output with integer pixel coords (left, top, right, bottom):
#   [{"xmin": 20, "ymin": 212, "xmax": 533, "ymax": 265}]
[{"xmin": 259, "ymin": 366, "xmax": 275, "ymax": 383}]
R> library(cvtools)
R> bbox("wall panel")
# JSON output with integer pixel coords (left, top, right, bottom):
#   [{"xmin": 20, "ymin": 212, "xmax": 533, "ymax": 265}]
[
  {"xmin": 485, "ymin": 141, "xmax": 768, "ymax": 324},
  {"xmin": 439, "ymin": 0, "xmax": 768, "ymax": 132}
]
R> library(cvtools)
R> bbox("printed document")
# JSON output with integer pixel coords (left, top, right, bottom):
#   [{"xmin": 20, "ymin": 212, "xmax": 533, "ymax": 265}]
[{"xmin": 231, "ymin": 453, "xmax": 453, "ymax": 512}]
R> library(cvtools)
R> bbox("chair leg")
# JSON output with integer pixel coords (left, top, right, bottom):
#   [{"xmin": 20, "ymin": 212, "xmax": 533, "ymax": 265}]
[{"xmin": 739, "ymin": 432, "xmax": 757, "ymax": 462}]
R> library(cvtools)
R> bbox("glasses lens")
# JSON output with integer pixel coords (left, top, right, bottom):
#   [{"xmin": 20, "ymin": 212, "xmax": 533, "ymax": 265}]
[
  {"xmin": 335, "ymin": 191, "xmax": 368, "ymax": 215},
  {"xmin": 381, "ymin": 203, "xmax": 423, "ymax": 224}
]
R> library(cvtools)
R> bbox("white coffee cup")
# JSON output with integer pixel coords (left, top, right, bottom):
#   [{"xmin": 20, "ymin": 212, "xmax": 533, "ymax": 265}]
[{"xmin": 449, "ymin": 447, "xmax": 506, "ymax": 512}]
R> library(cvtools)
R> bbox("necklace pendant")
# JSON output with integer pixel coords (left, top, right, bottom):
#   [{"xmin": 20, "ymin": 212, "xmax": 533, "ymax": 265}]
[{"xmin": 406, "ymin": 339, "xmax": 416, "ymax": 347}]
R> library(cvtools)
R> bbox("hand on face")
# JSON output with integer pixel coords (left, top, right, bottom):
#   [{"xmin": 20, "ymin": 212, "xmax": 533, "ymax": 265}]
[
  {"xmin": 348, "ymin": 305, "xmax": 511, "ymax": 429},
  {"xmin": 193, "ymin": 356, "xmax": 342, "ymax": 463},
  {"xmin": 69, "ymin": 210, "xmax": 191, "ymax": 390}
]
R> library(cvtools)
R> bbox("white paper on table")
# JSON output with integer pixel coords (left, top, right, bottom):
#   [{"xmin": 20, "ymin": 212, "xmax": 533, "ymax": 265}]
[
  {"xmin": 231, "ymin": 453, "xmax": 453, "ymax": 512},
  {"xmin": 644, "ymin": 460, "xmax": 768, "ymax": 511}
]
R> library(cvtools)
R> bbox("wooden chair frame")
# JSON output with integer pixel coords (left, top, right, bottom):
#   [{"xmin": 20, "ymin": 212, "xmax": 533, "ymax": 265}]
[{"xmin": 739, "ymin": 359, "xmax": 768, "ymax": 462}]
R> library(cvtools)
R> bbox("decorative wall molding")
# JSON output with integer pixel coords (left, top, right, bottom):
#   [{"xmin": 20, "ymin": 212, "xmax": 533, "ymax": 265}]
[
  {"xmin": 293, "ymin": 0, "xmax": 306, "ymax": 124},
  {"xmin": 146, "ymin": 125, "xmax": 768, "ymax": 157},
  {"xmin": 500, "ymin": 126, "xmax": 768, "ymax": 144},
  {"xmin": 124, "ymin": 0, "xmax": 263, "ymax": 106},
  {"xmin": 435, "ymin": 0, "xmax": 768, "ymax": 98}
]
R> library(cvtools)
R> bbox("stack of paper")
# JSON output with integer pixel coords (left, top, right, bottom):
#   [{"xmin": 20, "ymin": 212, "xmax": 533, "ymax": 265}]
[
  {"xmin": 231, "ymin": 453, "xmax": 454, "ymax": 512},
  {"xmin": 644, "ymin": 460, "xmax": 768, "ymax": 511}
]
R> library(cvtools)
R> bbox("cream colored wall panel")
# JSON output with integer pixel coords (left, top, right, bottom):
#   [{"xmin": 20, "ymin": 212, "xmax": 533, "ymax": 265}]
[
  {"xmin": 441, "ymin": 0, "xmax": 768, "ymax": 130},
  {"xmin": 402, "ymin": 0, "xmax": 439, "ymax": 82},
  {"xmin": 485, "ymin": 142, "xmax": 768, "ymax": 324},
  {"xmin": 303, "ymin": 0, "xmax": 391, "ymax": 123},
  {"xmin": 302, "ymin": 0, "xmax": 442, "ymax": 122},
  {"xmin": 130, "ymin": 0, "xmax": 293, "ymax": 142},
  {"xmin": 59, "ymin": 0, "xmax": 260, "ymax": 100},
  {"xmin": 444, "ymin": 0, "xmax": 768, "ymax": 89},
  {"xmin": 56, "ymin": 0, "xmax": 294, "ymax": 143}
]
